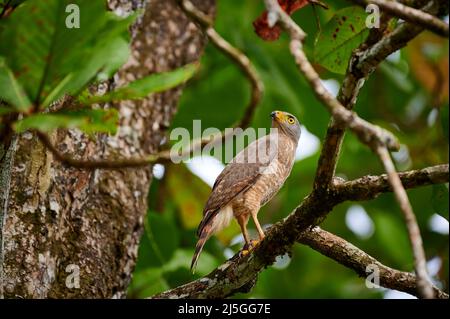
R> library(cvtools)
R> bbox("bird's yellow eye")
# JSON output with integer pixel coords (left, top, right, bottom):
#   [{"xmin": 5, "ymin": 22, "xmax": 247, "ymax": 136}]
[{"xmin": 287, "ymin": 117, "xmax": 295, "ymax": 124}]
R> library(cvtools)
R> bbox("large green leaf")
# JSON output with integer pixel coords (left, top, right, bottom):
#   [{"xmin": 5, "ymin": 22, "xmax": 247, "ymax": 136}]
[
  {"xmin": 372, "ymin": 210, "xmax": 413, "ymax": 269},
  {"xmin": 78, "ymin": 63, "xmax": 199, "ymax": 105},
  {"xmin": 127, "ymin": 267, "xmax": 169, "ymax": 298},
  {"xmin": 0, "ymin": 0, "xmax": 135, "ymax": 108},
  {"xmin": 0, "ymin": 57, "xmax": 31, "ymax": 111},
  {"xmin": 314, "ymin": 6, "xmax": 369, "ymax": 74},
  {"xmin": 14, "ymin": 109, "xmax": 119, "ymax": 134},
  {"xmin": 0, "ymin": 105, "xmax": 13, "ymax": 115}
]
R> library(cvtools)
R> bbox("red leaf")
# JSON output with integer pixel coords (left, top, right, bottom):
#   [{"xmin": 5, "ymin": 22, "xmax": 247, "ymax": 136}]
[{"xmin": 253, "ymin": 0, "xmax": 315, "ymax": 41}]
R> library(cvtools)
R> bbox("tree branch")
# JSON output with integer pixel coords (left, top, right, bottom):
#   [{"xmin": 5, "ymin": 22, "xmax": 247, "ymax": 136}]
[
  {"xmin": 36, "ymin": 131, "xmax": 167, "ymax": 169},
  {"xmin": 151, "ymin": 165, "xmax": 448, "ymax": 299},
  {"xmin": 298, "ymin": 227, "xmax": 449, "ymax": 299},
  {"xmin": 375, "ymin": 146, "xmax": 435, "ymax": 298},
  {"xmin": 348, "ymin": 0, "xmax": 449, "ymax": 37},
  {"xmin": 264, "ymin": 0, "xmax": 406, "ymax": 190},
  {"xmin": 334, "ymin": 164, "xmax": 449, "ymax": 201},
  {"xmin": 313, "ymin": 0, "xmax": 443, "ymax": 192}
]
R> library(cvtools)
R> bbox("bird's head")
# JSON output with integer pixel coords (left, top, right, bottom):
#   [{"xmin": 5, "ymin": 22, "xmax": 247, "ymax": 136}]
[{"xmin": 270, "ymin": 110, "xmax": 301, "ymax": 142}]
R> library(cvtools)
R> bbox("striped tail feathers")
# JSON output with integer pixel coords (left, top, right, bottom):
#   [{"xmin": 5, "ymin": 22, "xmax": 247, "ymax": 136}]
[
  {"xmin": 190, "ymin": 222, "xmax": 213, "ymax": 273},
  {"xmin": 191, "ymin": 205, "xmax": 233, "ymax": 273}
]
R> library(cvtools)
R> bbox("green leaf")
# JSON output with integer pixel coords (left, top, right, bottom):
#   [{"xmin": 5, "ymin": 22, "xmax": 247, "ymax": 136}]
[
  {"xmin": 0, "ymin": 57, "xmax": 32, "ymax": 111},
  {"xmin": 163, "ymin": 249, "xmax": 219, "ymax": 276},
  {"xmin": 143, "ymin": 211, "xmax": 180, "ymax": 267},
  {"xmin": 14, "ymin": 109, "xmax": 119, "ymax": 134},
  {"xmin": 0, "ymin": 0, "xmax": 135, "ymax": 108},
  {"xmin": 372, "ymin": 211, "xmax": 413, "ymax": 268},
  {"xmin": 0, "ymin": 105, "xmax": 14, "ymax": 115},
  {"xmin": 314, "ymin": 6, "xmax": 369, "ymax": 75},
  {"xmin": 432, "ymin": 184, "xmax": 449, "ymax": 220},
  {"xmin": 127, "ymin": 267, "xmax": 169, "ymax": 298},
  {"xmin": 78, "ymin": 63, "xmax": 199, "ymax": 105},
  {"xmin": 95, "ymin": 37, "xmax": 130, "ymax": 82}
]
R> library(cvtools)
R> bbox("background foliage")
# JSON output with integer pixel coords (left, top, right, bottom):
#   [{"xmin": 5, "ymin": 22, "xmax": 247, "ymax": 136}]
[
  {"xmin": 0, "ymin": 0, "xmax": 447, "ymax": 299},
  {"xmin": 128, "ymin": 0, "xmax": 449, "ymax": 298}
]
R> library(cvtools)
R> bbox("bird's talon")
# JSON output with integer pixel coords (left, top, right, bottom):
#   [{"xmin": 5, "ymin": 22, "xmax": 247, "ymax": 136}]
[
  {"xmin": 250, "ymin": 239, "xmax": 260, "ymax": 247},
  {"xmin": 240, "ymin": 239, "xmax": 261, "ymax": 257}
]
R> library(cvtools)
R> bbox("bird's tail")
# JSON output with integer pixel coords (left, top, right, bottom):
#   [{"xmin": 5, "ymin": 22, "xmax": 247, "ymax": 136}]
[{"xmin": 190, "ymin": 224, "xmax": 212, "ymax": 273}]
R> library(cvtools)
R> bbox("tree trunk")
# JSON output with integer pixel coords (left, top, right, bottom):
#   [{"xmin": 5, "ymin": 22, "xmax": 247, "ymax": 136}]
[{"xmin": 0, "ymin": 0, "xmax": 214, "ymax": 298}]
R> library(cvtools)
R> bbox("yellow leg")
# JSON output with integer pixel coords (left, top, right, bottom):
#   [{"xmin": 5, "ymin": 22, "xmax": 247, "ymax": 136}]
[
  {"xmin": 236, "ymin": 214, "xmax": 250, "ymax": 247},
  {"xmin": 251, "ymin": 213, "xmax": 266, "ymax": 241}
]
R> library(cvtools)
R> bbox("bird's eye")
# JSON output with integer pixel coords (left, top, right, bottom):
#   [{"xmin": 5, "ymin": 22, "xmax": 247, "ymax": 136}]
[{"xmin": 287, "ymin": 117, "xmax": 295, "ymax": 124}]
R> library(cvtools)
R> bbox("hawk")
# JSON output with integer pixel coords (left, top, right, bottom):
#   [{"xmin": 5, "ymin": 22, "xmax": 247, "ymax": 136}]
[{"xmin": 191, "ymin": 111, "xmax": 301, "ymax": 272}]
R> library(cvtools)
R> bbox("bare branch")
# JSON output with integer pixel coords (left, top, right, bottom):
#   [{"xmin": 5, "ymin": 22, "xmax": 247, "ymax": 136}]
[
  {"xmin": 335, "ymin": 164, "xmax": 449, "ymax": 201},
  {"xmin": 299, "ymin": 227, "xmax": 449, "ymax": 299},
  {"xmin": 36, "ymin": 129, "xmax": 234, "ymax": 170},
  {"xmin": 349, "ymin": 0, "xmax": 449, "ymax": 37},
  {"xmin": 36, "ymin": 131, "xmax": 165, "ymax": 169},
  {"xmin": 177, "ymin": 0, "xmax": 264, "ymax": 128},
  {"xmin": 375, "ymin": 146, "xmax": 435, "ymax": 298}
]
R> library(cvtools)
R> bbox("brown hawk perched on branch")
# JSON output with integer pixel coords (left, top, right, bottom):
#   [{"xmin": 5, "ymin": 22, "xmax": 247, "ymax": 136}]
[{"xmin": 191, "ymin": 111, "xmax": 301, "ymax": 272}]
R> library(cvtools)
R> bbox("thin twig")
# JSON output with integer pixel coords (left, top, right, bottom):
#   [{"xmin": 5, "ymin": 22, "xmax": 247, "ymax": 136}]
[
  {"xmin": 349, "ymin": 0, "xmax": 449, "ymax": 37},
  {"xmin": 334, "ymin": 164, "xmax": 449, "ymax": 201},
  {"xmin": 375, "ymin": 145, "xmax": 435, "ymax": 299},
  {"xmin": 0, "ymin": 0, "xmax": 12, "ymax": 19},
  {"xmin": 299, "ymin": 227, "xmax": 448, "ymax": 299},
  {"xmin": 36, "ymin": 131, "xmax": 164, "ymax": 169},
  {"xmin": 177, "ymin": 0, "xmax": 264, "ymax": 128}
]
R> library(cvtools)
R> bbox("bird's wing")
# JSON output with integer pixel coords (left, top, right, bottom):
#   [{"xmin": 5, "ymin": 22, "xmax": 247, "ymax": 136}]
[{"xmin": 197, "ymin": 133, "xmax": 279, "ymax": 236}]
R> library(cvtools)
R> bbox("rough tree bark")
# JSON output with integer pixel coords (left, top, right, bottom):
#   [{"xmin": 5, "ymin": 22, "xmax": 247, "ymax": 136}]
[{"xmin": 0, "ymin": 0, "xmax": 214, "ymax": 298}]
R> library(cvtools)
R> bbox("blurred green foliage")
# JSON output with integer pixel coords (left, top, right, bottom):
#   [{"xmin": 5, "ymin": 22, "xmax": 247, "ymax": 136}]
[{"xmin": 129, "ymin": 0, "xmax": 449, "ymax": 298}]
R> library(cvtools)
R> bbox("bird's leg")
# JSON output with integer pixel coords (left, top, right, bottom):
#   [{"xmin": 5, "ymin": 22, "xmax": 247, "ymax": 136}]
[
  {"xmin": 251, "ymin": 213, "xmax": 265, "ymax": 242},
  {"xmin": 236, "ymin": 214, "xmax": 251, "ymax": 248}
]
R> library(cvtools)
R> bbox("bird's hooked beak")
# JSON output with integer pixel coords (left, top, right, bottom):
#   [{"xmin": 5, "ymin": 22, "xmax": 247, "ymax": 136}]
[{"xmin": 270, "ymin": 110, "xmax": 286, "ymax": 123}]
